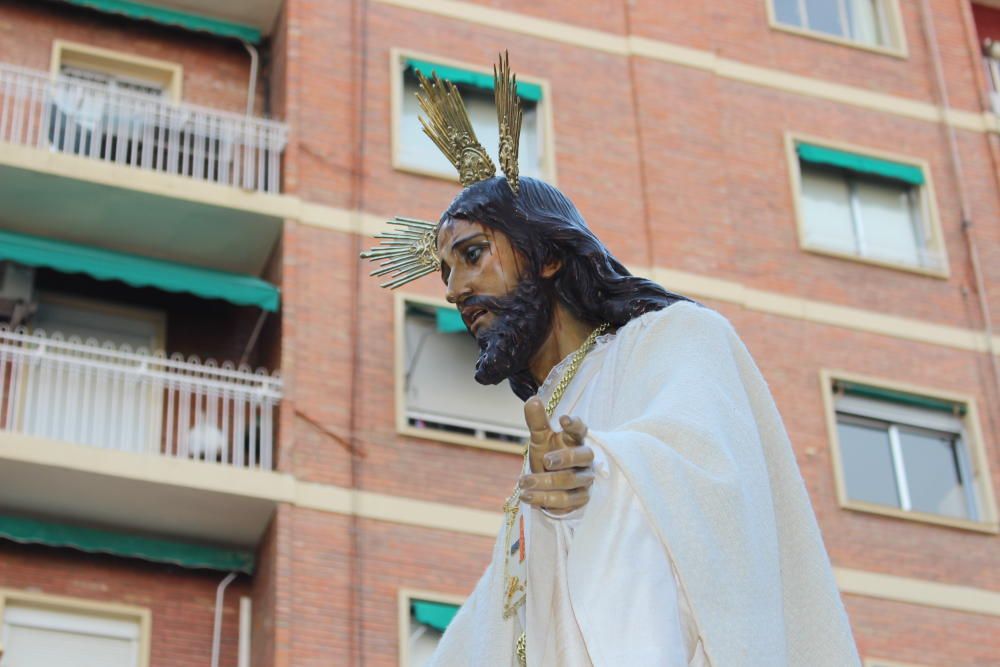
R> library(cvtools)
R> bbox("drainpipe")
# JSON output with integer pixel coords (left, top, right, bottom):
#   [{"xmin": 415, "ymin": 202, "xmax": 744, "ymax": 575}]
[
  {"xmin": 243, "ymin": 42, "xmax": 259, "ymax": 116},
  {"xmin": 238, "ymin": 596, "xmax": 252, "ymax": 667},
  {"xmin": 211, "ymin": 572, "xmax": 238, "ymax": 667},
  {"xmin": 918, "ymin": 0, "xmax": 1000, "ymax": 435}
]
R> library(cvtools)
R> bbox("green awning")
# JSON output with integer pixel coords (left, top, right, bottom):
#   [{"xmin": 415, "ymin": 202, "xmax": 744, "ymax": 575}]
[
  {"xmin": 412, "ymin": 600, "xmax": 459, "ymax": 632},
  {"xmin": 797, "ymin": 143, "xmax": 925, "ymax": 186},
  {"xmin": 60, "ymin": 0, "xmax": 262, "ymax": 43},
  {"xmin": 435, "ymin": 307, "xmax": 466, "ymax": 333},
  {"xmin": 406, "ymin": 59, "xmax": 543, "ymax": 103},
  {"xmin": 0, "ymin": 514, "xmax": 254, "ymax": 573},
  {"xmin": 836, "ymin": 380, "xmax": 966, "ymax": 416},
  {"xmin": 0, "ymin": 230, "xmax": 280, "ymax": 312}
]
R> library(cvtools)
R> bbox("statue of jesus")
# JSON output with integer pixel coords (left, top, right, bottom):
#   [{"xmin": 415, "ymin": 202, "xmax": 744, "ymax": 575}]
[{"xmin": 362, "ymin": 54, "xmax": 860, "ymax": 667}]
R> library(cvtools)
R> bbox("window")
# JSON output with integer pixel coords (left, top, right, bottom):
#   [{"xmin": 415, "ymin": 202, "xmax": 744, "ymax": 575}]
[
  {"xmin": 770, "ymin": 0, "xmax": 902, "ymax": 51},
  {"xmin": 20, "ymin": 292, "xmax": 165, "ymax": 453},
  {"xmin": 398, "ymin": 592, "xmax": 461, "ymax": 667},
  {"xmin": 51, "ymin": 41, "xmax": 182, "ymax": 101},
  {"xmin": 398, "ymin": 298, "xmax": 528, "ymax": 450},
  {"xmin": 0, "ymin": 591, "xmax": 150, "ymax": 667},
  {"xmin": 824, "ymin": 373, "xmax": 998, "ymax": 531},
  {"xmin": 792, "ymin": 139, "xmax": 946, "ymax": 275},
  {"xmin": 393, "ymin": 51, "xmax": 552, "ymax": 182}
]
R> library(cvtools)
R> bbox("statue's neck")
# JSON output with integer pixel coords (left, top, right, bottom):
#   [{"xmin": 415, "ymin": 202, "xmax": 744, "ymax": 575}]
[{"xmin": 528, "ymin": 304, "xmax": 593, "ymax": 386}]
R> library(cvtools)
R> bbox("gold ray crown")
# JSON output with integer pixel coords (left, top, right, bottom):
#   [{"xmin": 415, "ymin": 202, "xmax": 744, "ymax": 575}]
[{"xmin": 360, "ymin": 52, "xmax": 525, "ymax": 289}]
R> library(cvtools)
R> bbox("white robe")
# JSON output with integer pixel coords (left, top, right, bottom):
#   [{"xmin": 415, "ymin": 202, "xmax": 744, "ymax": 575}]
[{"xmin": 427, "ymin": 301, "xmax": 861, "ymax": 667}]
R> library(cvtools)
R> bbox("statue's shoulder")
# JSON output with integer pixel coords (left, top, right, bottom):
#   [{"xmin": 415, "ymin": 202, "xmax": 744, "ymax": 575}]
[{"xmin": 622, "ymin": 300, "xmax": 730, "ymax": 341}]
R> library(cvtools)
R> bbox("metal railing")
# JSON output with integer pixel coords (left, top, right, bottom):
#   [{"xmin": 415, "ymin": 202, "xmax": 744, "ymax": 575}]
[
  {"xmin": 0, "ymin": 328, "xmax": 281, "ymax": 469},
  {"xmin": 0, "ymin": 63, "xmax": 287, "ymax": 193}
]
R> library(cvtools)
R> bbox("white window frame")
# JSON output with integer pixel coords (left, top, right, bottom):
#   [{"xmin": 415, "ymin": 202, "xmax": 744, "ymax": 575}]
[
  {"xmin": 786, "ymin": 132, "xmax": 949, "ymax": 278},
  {"xmin": 394, "ymin": 293, "xmax": 528, "ymax": 454},
  {"xmin": 821, "ymin": 369, "xmax": 999, "ymax": 533},
  {"xmin": 51, "ymin": 40, "xmax": 183, "ymax": 102},
  {"xmin": 766, "ymin": 0, "xmax": 908, "ymax": 57},
  {"xmin": 389, "ymin": 48, "xmax": 557, "ymax": 185},
  {"xmin": 397, "ymin": 589, "xmax": 464, "ymax": 667},
  {"xmin": 0, "ymin": 588, "xmax": 152, "ymax": 667}
]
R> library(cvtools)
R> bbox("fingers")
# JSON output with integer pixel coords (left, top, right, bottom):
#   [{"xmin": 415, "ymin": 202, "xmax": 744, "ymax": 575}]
[
  {"xmin": 519, "ymin": 469, "xmax": 595, "ymax": 493},
  {"xmin": 520, "ymin": 487, "xmax": 590, "ymax": 512},
  {"xmin": 558, "ymin": 415, "xmax": 588, "ymax": 448},
  {"xmin": 524, "ymin": 397, "xmax": 552, "ymax": 446},
  {"xmin": 543, "ymin": 443, "xmax": 594, "ymax": 472}
]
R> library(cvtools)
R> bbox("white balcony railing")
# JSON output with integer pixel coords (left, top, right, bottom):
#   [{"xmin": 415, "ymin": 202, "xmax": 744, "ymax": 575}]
[
  {"xmin": 0, "ymin": 63, "xmax": 287, "ymax": 193},
  {"xmin": 0, "ymin": 328, "xmax": 281, "ymax": 469}
]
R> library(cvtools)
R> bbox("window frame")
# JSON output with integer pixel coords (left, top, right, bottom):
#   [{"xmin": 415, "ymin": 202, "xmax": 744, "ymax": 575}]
[
  {"xmin": 394, "ymin": 292, "xmax": 526, "ymax": 455},
  {"xmin": 51, "ymin": 40, "xmax": 183, "ymax": 102},
  {"xmin": 0, "ymin": 588, "xmax": 152, "ymax": 667},
  {"xmin": 820, "ymin": 369, "xmax": 999, "ymax": 533},
  {"xmin": 766, "ymin": 0, "xmax": 908, "ymax": 58},
  {"xmin": 397, "ymin": 588, "xmax": 464, "ymax": 667},
  {"xmin": 389, "ymin": 48, "xmax": 557, "ymax": 185},
  {"xmin": 785, "ymin": 132, "xmax": 949, "ymax": 278}
]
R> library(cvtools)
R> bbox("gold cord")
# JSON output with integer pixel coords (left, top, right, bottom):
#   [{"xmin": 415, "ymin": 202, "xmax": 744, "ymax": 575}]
[{"xmin": 508, "ymin": 322, "xmax": 610, "ymax": 667}]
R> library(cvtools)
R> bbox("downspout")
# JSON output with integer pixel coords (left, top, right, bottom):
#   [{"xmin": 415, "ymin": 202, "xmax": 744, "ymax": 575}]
[
  {"xmin": 211, "ymin": 572, "xmax": 239, "ymax": 667},
  {"xmin": 238, "ymin": 596, "xmax": 252, "ymax": 667},
  {"xmin": 243, "ymin": 42, "xmax": 259, "ymax": 116},
  {"xmin": 918, "ymin": 0, "xmax": 1000, "ymax": 431}
]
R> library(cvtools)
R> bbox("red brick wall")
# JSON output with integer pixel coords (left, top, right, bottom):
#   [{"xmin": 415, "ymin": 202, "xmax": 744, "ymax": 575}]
[
  {"xmin": 0, "ymin": 541, "xmax": 249, "ymax": 667},
  {"xmin": 277, "ymin": 1, "xmax": 1000, "ymax": 666},
  {"xmin": 2, "ymin": 1, "xmax": 999, "ymax": 666}
]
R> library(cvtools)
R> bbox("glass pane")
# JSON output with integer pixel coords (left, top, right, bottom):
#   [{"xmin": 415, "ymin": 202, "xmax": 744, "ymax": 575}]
[
  {"xmin": 847, "ymin": 0, "xmax": 884, "ymax": 46},
  {"xmin": 899, "ymin": 428, "xmax": 968, "ymax": 519},
  {"xmin": 800, "ymin": 167, "xmax": 856, "ymax": 253},
  {"xmin": 854, "ymin": 179, "xmax": 920, "ymax": 265},
  {"xmin": 837, "ymin": 418, "xmax": 900, "ymax": 508},
  {"xmin": 400, "ymin": 72, "xmax": 541, "ymax": 178},
  {"xmin": 805, "ymin": 0, "xmax": 846, "ymax": 37},
  {"xmin": 773, "ymin": 0, "xmax": 802, "ymax": 26}
]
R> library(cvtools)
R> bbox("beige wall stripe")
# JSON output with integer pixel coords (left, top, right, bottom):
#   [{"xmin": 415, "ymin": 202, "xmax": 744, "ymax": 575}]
[
  {"xmin": 2, "ymin": 434, "xmax": 997, "ymax": 614},
  {"xmin": 375, "ymin": 0, "xmax": 994, "ymax": 134},
  {"xmin": 0, "ymin": 136, "xmax": 994, "ymax": 356},
  {"xmin": 836, "ymin": 568, "xmax": 1000, "ymax": 617}
]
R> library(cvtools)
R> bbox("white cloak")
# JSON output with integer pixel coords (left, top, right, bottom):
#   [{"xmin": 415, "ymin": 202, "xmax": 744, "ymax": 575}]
[{"xmin": 426, "ymin": 301, "xmax": 860, "ymax": 666}]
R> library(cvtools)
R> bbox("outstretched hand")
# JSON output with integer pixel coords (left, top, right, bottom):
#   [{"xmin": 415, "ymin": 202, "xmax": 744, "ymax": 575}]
[{"xmin": 518, "ymin": 397, "xmax": 595, "ymax": 514}]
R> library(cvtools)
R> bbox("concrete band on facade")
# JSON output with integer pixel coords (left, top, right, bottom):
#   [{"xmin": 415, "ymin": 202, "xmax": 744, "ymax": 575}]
[
  {"xmin": 2, "ymin": 431, "xmax": 998, "ymax": 621},
  {"xmin": 374, "ymin": 0, "xmax": 998, "ymax": 134},
  {"xmin": 2, "ymin": 142, "xmax": 996, "ymax": 358}
]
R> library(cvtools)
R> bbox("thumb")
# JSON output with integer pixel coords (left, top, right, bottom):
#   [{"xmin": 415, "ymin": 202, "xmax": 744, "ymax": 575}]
[{"xmin": 524, "ymin": 397, "xmax": 553, "ymax": 473}]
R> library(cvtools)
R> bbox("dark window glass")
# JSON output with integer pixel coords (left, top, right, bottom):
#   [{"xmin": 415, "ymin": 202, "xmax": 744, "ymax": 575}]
[
  {"xmin": 773, "ymin": 0, "xmax": 802, "ymax": 26},
  {"xmin": 805, "ymin": 0, "xmax": 845, "ymax": 37},
  {"xmin": 898, "ymin": 428, "xmax": 968, "ymax": 519},
  {"xmin": 837, "ymin": 417, "xmax": 899, "ymax": 508}
]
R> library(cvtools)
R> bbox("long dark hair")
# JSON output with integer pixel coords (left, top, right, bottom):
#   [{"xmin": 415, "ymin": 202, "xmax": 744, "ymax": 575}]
[{"xmin": 441, "ymin": 176, "xmax": 692, "ymax": 399}]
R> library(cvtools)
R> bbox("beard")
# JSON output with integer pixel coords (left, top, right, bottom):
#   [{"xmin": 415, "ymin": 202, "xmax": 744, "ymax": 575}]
[{"xmin": 463, "ymin": 275, "xmax": 554, "ymax": 386}]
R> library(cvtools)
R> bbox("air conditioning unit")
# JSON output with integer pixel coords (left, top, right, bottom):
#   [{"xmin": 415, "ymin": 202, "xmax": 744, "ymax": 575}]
[{"xmin": 0, "ymin": 262, "xmax": 37, "ymax": 327}]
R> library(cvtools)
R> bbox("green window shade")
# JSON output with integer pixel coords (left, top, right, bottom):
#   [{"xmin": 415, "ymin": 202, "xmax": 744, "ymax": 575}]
[
  {"xmin": 60, "ymin": 0, "xmax": 261, "ymax": 43},
  {"xmin": 406, "ymin": 59, "xmax": 543, "ymax": 103},
  {"xmin": 412, "ymin": 600, "xmax": 459, "ymax": 632},
  {"xmin": 797, "ymin": 143, "xmax": 925, "ymax": 186},
  {"xmin": 0, "ymin": 514, "xmax": 254, "ymax": 573},
  {"xmin": 0, "ymin": 230, "xmax": 280, "ymax": 312},
  {"xmin": 435, "ymin": 307, "xmax": 466, "ymax": 333},
  {"xmin": 836, "ymin": 380, "xmax": 965, "ymax": 416}
]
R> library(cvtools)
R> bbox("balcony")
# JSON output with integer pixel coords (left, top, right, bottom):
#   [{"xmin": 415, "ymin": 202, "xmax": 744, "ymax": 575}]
[
  {"xmin": 0, "ymin": 328, "xmax": 280, "ymax": 468},
  {"xmin": 0, "ymin": 62, "xmax": 287, "ymax": 194}
]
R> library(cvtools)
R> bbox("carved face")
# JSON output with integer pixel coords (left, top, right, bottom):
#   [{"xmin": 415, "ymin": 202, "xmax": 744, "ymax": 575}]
[{"xmin": 437, "ymin": 218, "xmax": 552, "ymax": 385}]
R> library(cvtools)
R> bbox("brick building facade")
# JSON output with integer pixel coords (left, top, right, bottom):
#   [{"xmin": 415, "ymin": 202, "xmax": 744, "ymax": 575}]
[{"xmin": 0, "ymin": 0, "xmax": 997, "ymax": 666}]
